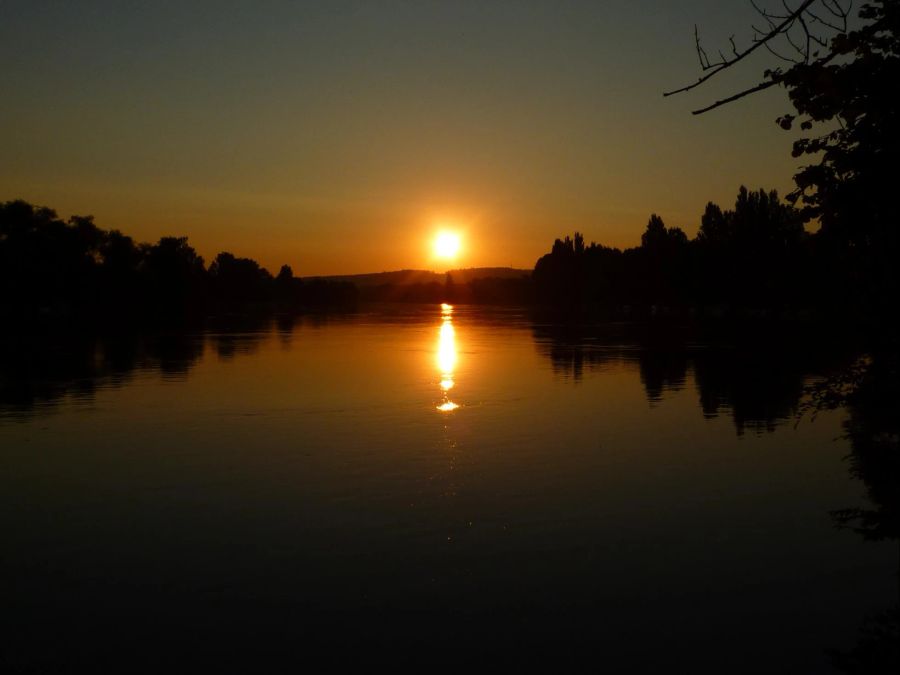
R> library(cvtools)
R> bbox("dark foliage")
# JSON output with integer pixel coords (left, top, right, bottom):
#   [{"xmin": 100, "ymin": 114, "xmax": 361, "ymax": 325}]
[
  {"xmin": 533, "ymin": 186, "xmax": 820, "ymax": 315},
  {"xmin": 666, "ymin": 1, "xmax": 900, "ymax": 322},
  {"xmin": 782, "ymin": 1, "xmax": 900, "ymax": 321},
  {"xmin": 0, "ymin": 200, "xmax": 357, "ymax": 323}
]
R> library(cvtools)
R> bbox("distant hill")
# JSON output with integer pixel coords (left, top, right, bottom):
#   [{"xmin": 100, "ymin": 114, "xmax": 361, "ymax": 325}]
[{"xmin": 306, "ymin": 267, "xmax": 530, "ymax": 287}]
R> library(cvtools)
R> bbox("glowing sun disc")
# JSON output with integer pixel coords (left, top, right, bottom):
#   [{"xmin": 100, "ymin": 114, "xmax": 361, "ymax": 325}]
[{"xmin": 434, "ymin": 231, "xmax": 461, "ymax": 259}]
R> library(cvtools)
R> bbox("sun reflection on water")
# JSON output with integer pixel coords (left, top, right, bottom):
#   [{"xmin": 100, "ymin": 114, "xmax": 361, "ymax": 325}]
[{"xmin": 437, "ymin": 303, "xmax": 458, "ymax": 412}]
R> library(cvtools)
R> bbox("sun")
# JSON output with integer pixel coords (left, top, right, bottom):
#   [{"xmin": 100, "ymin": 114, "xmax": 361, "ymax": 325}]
[{"xmin": 433, "ymin": 231, "xmax": 461, "ymax": 260}]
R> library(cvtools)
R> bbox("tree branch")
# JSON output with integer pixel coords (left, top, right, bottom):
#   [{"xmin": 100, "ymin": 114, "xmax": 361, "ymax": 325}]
[
  {"xmin": 665, "ymin": 0, "xmax": 852, "ymax": 114},
  {"xmin": 690, "ymin": 79, "xmax": 780, "ymax": 114},
  {"xmin": 663, "ymin": 0, "xmax": 817, "ymax": 97}
]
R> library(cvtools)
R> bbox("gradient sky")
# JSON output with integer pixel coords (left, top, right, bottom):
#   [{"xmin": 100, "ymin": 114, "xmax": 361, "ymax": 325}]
[{"xmin": 1, "ymin": 1, "xmax": 811, "ymax": 274}]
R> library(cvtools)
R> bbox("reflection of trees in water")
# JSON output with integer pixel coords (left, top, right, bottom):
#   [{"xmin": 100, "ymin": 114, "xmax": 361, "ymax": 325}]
[
  {"xmin": 817, "ymin": 355, "xmax": 900, "ymax": 543},
  {"xmin": 532, "ymin": 322, "xmax": 824, "ymax": 434},
  {"xmin": 207, "ymin": 320, "xmax": 268, "ymax": 361},
  {"xmin": 820, "ymin": 353, "xmax": 900, "ymax": 672},
  {"xmin": 0, "ymin": 312, "xmax": 355, "ymax": 419},
  {"xmin": 0, "ymin": 333, "xmax": 204, "ymax": 420},
  {"xmin": 0, "ymin": 310, "xmax": 430, "ymax": 420},
  {"xmin": 692, "ymin": 348, "xmax": 809, "ymax": 435},
  {"xmin": 0, "ymin": 325, "xmax": 266, "ymax": 420},
  {"xmin": 638, "ymin": 348, "xmax": 688, "ymax": 402},
  {"xmin": 534, "ymin": 321, "xmax": 898, "ymax": 669}
]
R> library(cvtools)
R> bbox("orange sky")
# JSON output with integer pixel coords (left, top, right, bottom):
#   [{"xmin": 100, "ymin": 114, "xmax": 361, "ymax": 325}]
[{"xmin": 1, "ymin": 1, "xmax": 807, "ymax": 275}]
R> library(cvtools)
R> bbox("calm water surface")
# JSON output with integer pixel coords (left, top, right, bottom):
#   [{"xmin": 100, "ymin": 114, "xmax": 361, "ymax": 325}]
[{"xmin": 1, "ymin": 305, "xmax": 895, "ymax": 671}]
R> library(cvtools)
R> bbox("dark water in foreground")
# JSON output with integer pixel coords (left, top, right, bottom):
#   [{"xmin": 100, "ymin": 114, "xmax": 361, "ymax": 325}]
[{"xmin": 1, "ymin": 305, "xmax": 895, "ymax": 671}]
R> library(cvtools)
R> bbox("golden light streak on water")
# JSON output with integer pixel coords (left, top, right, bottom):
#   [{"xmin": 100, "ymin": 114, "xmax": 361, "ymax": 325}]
[{"xmin": 436, "ymin": 304, "xmax": 458, "ymax": 412}]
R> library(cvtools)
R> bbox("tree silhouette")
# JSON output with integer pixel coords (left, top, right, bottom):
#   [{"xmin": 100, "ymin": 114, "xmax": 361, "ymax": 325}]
[
  {"xmin": 277, "ymin": 264, "xmax": 294, "ymax": 284},
  {"xmin": 141, "ymin": 236, "xmax": 208, "ymax": 313},
  {"xmin": 667, "ymin": 8, "xmax": 899, "ymax": 666},
  {"xmin": 209, "ymin": 251, "xmax": 273, "ymax": 304},
  {"xmin": 641, "ymin": 214, "xmax": 687, "ymax": 251},
  {"xmin": 532, "ymin": 186, "xmax": 813, "ymax": 313},
  {"xmin": 0, "ymin": 199, "xmax": 356, "ymax": 321},
  {"xmin": 695, "ymin": 187, "xmax": 806, "ymax": 307},
  {"xmin": 664, "ymin": 0, "xmax": 853, "ymax": 114},
  {"xmin": 667, "ymin": 1, "xmax": 899, "ymax": 307}
]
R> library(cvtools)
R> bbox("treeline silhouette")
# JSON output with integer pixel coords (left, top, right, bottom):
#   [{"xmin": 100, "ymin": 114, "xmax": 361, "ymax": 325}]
[
  {"xmin": 533, "ymin": 185, "xmax": 897, "ymax": 319},
  {"xmin": 5, "ymin": 184, "xmax": 896, "ymax": 321},
  {"xmin": 0, "ymin": 199, "xmax": 357, "ymax": 324}
]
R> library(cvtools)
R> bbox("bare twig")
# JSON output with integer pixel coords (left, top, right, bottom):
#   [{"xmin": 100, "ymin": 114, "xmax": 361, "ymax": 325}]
[
  {"xmin": 690, "ymin": 47, "xmax": 841, "ymax": 114},
  {"xmin": 663, "ymin": 0, "xmax": 818, "ymax": 97},
  {"xmin": 806, "ymin": 8, "xmax": 845, "ymax": 31},
  {"xmin": 665, "ymin": 0, "xmax": 852, "ymax": 113}
]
